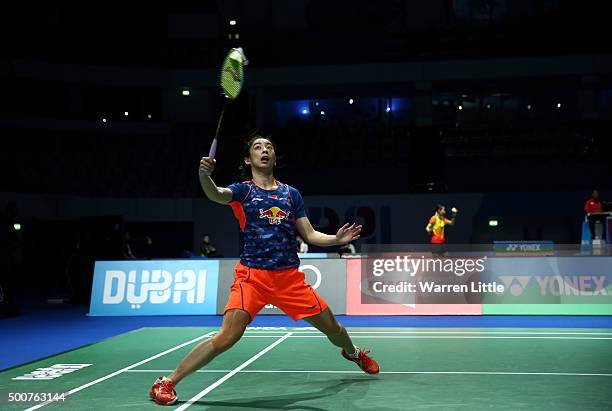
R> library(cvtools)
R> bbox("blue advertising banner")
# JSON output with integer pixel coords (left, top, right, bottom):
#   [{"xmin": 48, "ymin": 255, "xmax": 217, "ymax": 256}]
[{"xmin": 90, "ymin": 260, "xmax": 219, "ymax": 316}]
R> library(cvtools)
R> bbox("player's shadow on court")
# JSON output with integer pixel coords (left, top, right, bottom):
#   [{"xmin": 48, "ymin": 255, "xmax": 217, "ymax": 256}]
[{"xmin": 191, "ymin": 376, "xmax": 379, "ymax": 410}]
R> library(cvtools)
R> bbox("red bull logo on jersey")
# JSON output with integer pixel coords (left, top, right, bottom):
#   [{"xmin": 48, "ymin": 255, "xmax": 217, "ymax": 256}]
[{"xmin": 259, "ymin": 206, "xmax": 290, "ymax": 225}]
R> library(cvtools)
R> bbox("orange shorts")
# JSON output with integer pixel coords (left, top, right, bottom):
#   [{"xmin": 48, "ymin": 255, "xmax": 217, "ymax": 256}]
[{"xmin": 224, "ymin": 262, "xmax": 329, "ymax": 322}]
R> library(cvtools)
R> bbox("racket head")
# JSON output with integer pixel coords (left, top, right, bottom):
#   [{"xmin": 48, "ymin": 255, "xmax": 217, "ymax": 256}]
[{"xmin": 220, "ymin": 47, "xmax": 247, "ymax": 100}]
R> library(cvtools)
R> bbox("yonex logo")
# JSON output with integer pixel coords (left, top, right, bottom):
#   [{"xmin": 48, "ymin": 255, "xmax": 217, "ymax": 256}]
[
  {"xmin": 498, "ymin": 275, "xmax": 608, "ymax": 297},
  {"xmin": 505, "ymin": 244, "xmax": 542, "ymax": 252},
  {"xmin": 498, "ymin": 276, "xmax": 531, "ymax": 296},
  {"xmin": 102, "ymin": 270, "xmax": 207, "ymax": 309},
  {"xmin": 496, "ymin": 242, "xmax": 553, "ymax": 256},
  {"xmin": 13, "ymin": 364, "xmax": 92, "ymax": 380}
]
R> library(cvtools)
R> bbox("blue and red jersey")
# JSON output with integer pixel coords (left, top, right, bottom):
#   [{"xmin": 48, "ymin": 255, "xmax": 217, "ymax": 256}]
[{"xmin": 227, "ymin": 180, "xmax": 306, "ymax": 270}]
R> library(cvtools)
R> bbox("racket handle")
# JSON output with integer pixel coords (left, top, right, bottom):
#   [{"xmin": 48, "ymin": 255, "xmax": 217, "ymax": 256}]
[
  {"xmin": 205, "ymin": 138, "xmax": 217, "ymax": 176},
  {"xmin": 208, "ymin": 138, "xmax": 218, "ymax": 159}
]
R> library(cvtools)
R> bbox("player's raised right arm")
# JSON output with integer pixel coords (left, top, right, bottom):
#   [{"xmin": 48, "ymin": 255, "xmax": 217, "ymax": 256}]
[{"xmin": 198, "ymin": 157, "xmax": 233, "ymax": 204}]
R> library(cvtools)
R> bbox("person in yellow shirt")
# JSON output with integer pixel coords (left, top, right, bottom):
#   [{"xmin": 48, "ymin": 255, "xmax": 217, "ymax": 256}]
[{"xmin": 426, "ymin": 205, "xmax": 458, "ymax": 244}]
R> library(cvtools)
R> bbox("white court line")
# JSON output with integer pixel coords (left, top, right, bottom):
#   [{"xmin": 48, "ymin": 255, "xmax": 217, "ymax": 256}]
[
  {"xmin": 23, "ymin": 331, "xmax": 216, "ymax": 411},
  {"xmin": 244, "ymin": 330, "xmax": 612, "ymax": 336},
  {"xmin": 175, "ymin": 332, "xmax": 292, "ymax": 411},
  {"xmin": 126, "ymin": 369, "xmax": 612, "ymax": 377},
  {"xmin": 240, "ymin": 335, "xmax": 612, "ymax": 340},
  {"xmin": 240, "ymin": 335, "xmax": 287, "ymax": 338}
]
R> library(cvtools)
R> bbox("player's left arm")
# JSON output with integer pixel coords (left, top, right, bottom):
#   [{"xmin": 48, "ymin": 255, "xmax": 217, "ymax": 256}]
[
  {"xmin": 295, "ymin": 217, "xmax": 361, "ymax": 247},
  {"xmin": 426, "ymin": 216, "xmax": 435, "ymax": 233},
  {"xmin": 290, "ymin": 185, "xmax": 361, "ymax": 246}
]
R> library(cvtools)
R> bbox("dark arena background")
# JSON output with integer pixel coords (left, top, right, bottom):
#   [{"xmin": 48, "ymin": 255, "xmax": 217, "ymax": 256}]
[{"xmin": 1, "ymin": 2, "xmax": 612, "ymax": 410}]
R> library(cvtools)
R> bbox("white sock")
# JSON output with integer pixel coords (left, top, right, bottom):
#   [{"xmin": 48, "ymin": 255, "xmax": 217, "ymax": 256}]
[{"xmin": 348, "ymin": 346, "xmax": 360, "ymax": 359}]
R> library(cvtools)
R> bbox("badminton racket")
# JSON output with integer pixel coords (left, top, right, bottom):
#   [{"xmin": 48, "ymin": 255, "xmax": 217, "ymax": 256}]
[{"xmin": 206, "ymin": 47, "xmax": 248, "ymax": 174}]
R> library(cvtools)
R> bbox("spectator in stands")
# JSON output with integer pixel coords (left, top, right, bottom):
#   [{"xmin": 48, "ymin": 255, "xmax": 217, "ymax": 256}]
[
  {"xmin": 199, "ymin": 233, "xmax": 218, "ymax": 258},
  {"xmin": 339, "ymin": 242, "xmax": 356, "ymax": 257},
  {"xmin": 122, "ymin": 231, "xmax": 136, "ymax": 259},
  {"xmin": 584, "ymin": 190, "xmax": 606, "ymax": 240},
  {"xmin": 296, "ymin": 235, "xmax": 309, "ymax": 253},
  {"xmin": 143, "ymin": 235, "xmax": 154, "ymax": 260}
]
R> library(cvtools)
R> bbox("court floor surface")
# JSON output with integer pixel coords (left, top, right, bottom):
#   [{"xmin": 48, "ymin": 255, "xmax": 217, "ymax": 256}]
[{"xmin": 1, "ymin": 326, "xmax": 611, "ymax": 410}]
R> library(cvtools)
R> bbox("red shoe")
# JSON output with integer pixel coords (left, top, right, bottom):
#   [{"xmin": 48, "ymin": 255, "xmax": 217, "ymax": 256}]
[
  {"xmin": 149, "ymin": 377, "xmax": 178, "ymax": 405},
  {"xmin": 341, "ymin": 348, "xmax": 380, "ymax": 374}
]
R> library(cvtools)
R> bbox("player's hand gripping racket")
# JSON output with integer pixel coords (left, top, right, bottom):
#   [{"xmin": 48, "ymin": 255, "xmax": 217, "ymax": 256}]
[{"xmin": 206, "ymin": 47, "xmax": 248, "ymax": 175}]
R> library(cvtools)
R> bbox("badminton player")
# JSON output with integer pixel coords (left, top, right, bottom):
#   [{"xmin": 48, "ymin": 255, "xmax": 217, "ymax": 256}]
[
  {"xmin": 150, "ymin": 132, "xmax": 379, "ymax": 405},
  {"xmin": 425, "ymin": 204, "xmax": 458, "ymax": 244}
]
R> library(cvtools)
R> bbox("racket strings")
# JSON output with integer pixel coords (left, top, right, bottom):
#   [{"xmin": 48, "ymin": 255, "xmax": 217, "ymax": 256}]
[{"xmin": 220, "ymin": 48, "xmax": 247, "ymax": 100}]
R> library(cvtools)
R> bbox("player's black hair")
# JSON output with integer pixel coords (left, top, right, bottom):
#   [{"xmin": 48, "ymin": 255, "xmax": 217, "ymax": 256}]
[
  {"xmin": 434, "ymin": 204, "xmax": 445, "ymax": 214},
  {"xmin": 238, "ymin": 131, "xmax": 279, "ymax": 180}
]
